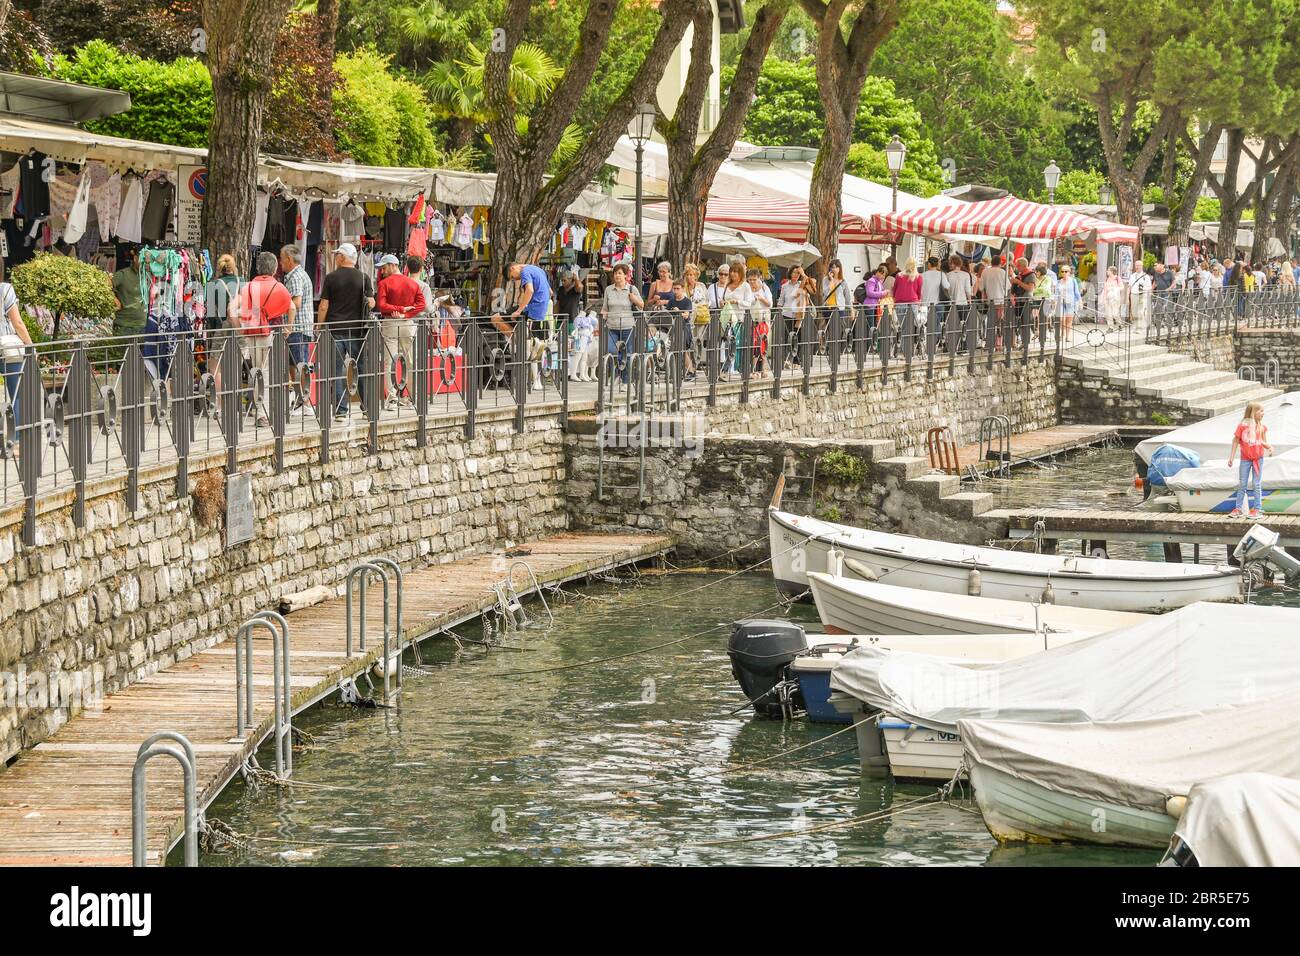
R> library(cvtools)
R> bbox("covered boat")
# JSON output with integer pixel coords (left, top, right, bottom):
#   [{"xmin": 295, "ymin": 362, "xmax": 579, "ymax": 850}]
[
  {"xmin": 807, "ymin": 571, "xmax": 1144, "ymax": 636},
  {"xmin": 828, "ymin": 601, "xmax": 1300, "ymax": 783},
  {"xmin": 1165, "ymin": 773, "xmax": 1300, "ymax": 867},
  {"xmin": 770, "ymin": 508, "xmax": 1240, "ymax": 611},
  {"xmin": 1165, "ymin": 446, "xmax": 1300, "ymax": 513},
  {"xmin": 1135, "ymin": 392, "xmax": 1300, "ymax": 490},
  {"xmin": 962, "ymin": 695, "xmax": 1300, "ymax": 850}
]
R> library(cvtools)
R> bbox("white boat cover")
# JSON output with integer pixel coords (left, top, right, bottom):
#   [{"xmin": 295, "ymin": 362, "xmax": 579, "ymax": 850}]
[
  {"xmin": 1174, "ymin": 773, "xmax": 1300, "ymax": 866},
  {"xmin": 827, "ymin": 601, "xmax": 1300, "ymax": 733},
  {"xmin": 1136, "ymin": 392, "xmax": 1300, "ymax": 464},
  {"xmin": 958, "ymin": 694, "xmax": 1300, "ymax": 814},
  {"xmin": 1165, "ymin": 446, "xmax": 1300, "ymax": 491}
]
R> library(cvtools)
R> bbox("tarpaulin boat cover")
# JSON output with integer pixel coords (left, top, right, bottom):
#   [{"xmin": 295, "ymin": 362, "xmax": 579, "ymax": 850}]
[
  {"xmin": 1147, "ymin": 444, "xmax": 1200, "ymax": 487},
  {"xmin": 827, "ymin": 602, "xmax": 1300, "ymax": 733},
  {"xmin": 957, "ymin": 695, "xmax": 1300, "ymax": 814},
  {"xmin": 1174, "ymin": 773, "xmax": 1300, "ymax": 866},
  {"xmin": 1165, "ymin": 446, "xmax": 1300, "ymax": 491},
  {"xmin": 1135, "ymin": 392, "xmax": 1300, "ymax": 464}
]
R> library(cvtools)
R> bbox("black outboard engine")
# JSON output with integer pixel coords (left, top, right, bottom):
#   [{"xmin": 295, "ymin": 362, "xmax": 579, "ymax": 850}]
[{"xmin": 728, "ymin": 619, "xmax": 809, "ymax": 717}]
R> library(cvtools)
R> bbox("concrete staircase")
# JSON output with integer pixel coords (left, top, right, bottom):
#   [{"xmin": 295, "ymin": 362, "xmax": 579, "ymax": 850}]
[{"xmin": 1061, "ymin": 341, "xmax": 1281, "ymax": 418}]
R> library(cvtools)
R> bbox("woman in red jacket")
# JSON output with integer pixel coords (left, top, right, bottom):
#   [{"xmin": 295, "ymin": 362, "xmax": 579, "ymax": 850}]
[{"xmin": 891, "ymin": 258, "xmax": 923, "ymax": 351}]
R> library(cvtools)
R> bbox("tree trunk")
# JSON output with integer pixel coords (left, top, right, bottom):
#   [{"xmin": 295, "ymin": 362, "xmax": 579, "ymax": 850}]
[
  {"xmin": 801, "ymin": 0, "xmax": 899, "ymax": 276},
  {"xmin": 200, "ymin": 0, "xmax": 294, "ymax": 274},
  {"xmin": 315, "ymin": 0, "xmax": 340, "ymax": 100},
  {"xmin": 485, "ymin": 0, "xmax": 695, "ymax": 285},
  {"xmin": 1171, "ymin": 124, "xmax": 1222, "ymax": 248},
  {"xmin": 662, "ymin": 2, "xmax": 786, "ymax": 272},
  {"xmin": 1094, "ymin": 100, "xmax": 1173, "ymax": 259},
  {"xmin": 1214, "ymin": 128, "xmax": 1247, "ymax": 258},
  {"xmin": 1252, "ymin": 150, "xmax": 1299, "ymax": 263}
]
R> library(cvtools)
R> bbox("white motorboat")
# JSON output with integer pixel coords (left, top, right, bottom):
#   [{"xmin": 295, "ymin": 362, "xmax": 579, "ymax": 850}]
[
  {"xmin": 1165, "ymin": 773, "xmax": 1300, "ymax": 867},
  {"xmin": 1135, "ymin": 391, "xmax": 1300, "ymax": 467},
  {"xmin": 807, "ymin": 571, "xmax": 1145, "ymax": 636},
  {"xmin": 1166, "ymin": 447, "xmax": 1300, "ymax": 514},
  {"xmin": 770, "ymin": 508, "xmax": 1240, "ymax": 611},
  {"xmin": 963, "ymin": 694, "xmax": 1300, "ymax": 850},
  {"xmin": 829, "ymin": 601, "xmax": 1300, "ymax": 784}
]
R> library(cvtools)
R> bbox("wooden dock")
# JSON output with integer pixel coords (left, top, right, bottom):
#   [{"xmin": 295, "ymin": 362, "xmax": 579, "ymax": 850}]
[
  {"xmin": 988, "ymin": 507, "xmax": 1300, "ymax": 548},
  {"xmin": 0, "ymin": 532, "xmax": 674, "ymax": 866},
  {"xmin": 945, "ymin": 424, "xmax": 1120, "ymax": 476}
]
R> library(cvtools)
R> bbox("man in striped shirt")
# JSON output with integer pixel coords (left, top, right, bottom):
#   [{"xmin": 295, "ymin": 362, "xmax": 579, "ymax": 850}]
[{"xmin": 279, "ymin": 244, "xmax": 315, "ymax": 412}]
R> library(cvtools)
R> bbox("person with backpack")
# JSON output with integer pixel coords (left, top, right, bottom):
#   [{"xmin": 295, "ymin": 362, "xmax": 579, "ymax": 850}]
[{"xmin": 236, "ymin": 250, "xmax": 292, "ymax": 426}]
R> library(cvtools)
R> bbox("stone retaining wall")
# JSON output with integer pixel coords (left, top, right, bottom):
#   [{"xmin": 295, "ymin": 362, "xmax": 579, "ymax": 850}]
[
  {"xmin": 680, "ymin": 360, "xmax": 1058, "ymax": 456},
  {"xmin": 0, "ymin": 411, "xmax": 567, "ymax": 763},
  {"xmin": 1236, "ymin": 327, "xmax": 1300, "ymax": 391}
]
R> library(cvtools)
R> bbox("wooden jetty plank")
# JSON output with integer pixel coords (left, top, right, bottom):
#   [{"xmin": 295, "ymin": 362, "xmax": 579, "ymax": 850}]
[
  {"xmin": 0, "ymin": 532, "xmax": 674, "ymax": 867},
  {"xmin": 989, "ymin": 507, "xmax": 1300, "ymax": 547},
  {"xmin": 941, "ymin": 424, "xmax": 1119, "ymax": 476}
]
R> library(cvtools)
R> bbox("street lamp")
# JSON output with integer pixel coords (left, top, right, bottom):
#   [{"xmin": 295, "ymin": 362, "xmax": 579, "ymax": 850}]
[
  {"xmin": 886, "ymin": 134, "xmax": 906, "ymax": 257},
  {"xmin": 1043, "ymin": 160, "xmax": 1061, "ymax": 205},
  {"xmin": 628, "ymin": 102, "xmax": 657, "ymax": 291},
  {"xmin": 1098, "ymin": 182, "xmax": 1113, "ymax": 207}
]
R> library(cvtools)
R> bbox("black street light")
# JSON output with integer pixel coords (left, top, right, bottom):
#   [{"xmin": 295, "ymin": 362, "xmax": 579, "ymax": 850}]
[
  {"xmin": 628, "ymin": 102, "xmax": 657, "ymax": 292},
  {"xmin": 886, "ymin": 134, "xmax": 906, "ymax": 257}
]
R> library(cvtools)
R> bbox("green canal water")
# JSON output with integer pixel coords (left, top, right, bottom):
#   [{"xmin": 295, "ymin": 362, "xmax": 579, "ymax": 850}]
[{"xmin": 194, "ymin": 444, "xmax": 1296, "ymax": 867}]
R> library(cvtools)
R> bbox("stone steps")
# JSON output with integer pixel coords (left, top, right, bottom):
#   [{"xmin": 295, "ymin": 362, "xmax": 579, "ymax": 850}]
[{"xmin": 1062, "ymin": 340, "xmax": 1280, "ymax": 422}]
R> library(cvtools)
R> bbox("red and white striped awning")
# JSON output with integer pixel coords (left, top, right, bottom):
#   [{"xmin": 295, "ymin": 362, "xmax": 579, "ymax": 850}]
[
  {"xmin": 870, "ymin": 194, "xmax": 1140, "ymax": 244},
  {"xmin": 657, "ymin": 196, "xmax": 896, "ymax": 245}
]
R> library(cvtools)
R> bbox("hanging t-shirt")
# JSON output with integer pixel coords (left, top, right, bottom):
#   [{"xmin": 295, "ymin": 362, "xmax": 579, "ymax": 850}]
[
  {"xmin": 17, "ymin": 151, "xmax": 51, "ymax": 220},
  {"xmin": 91, "ymin": 171, "xmax": 121, "ymax": 243},
  {"xmin": 140, "ymin": 179, "xmax": 175, "ymax": 242},
  {"xmin": 63, "ymin": 172, "xmax": 93, "ymax": 245},
  {"xmin": 340, "ymin": 202, "xmax": 364, "ymax": 242},
  {"xmin": 252, "ymin": 189, "xmax": 270, "ymax": 245}
]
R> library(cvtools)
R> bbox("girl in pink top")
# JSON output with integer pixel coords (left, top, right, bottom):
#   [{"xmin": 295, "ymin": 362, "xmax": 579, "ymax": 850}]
[{"xmin": 1227, "ymin": 401, "xmax": 1274, "ymax": 517}]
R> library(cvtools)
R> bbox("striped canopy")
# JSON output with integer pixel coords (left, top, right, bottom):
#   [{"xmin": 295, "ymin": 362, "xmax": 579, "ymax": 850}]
[
  {"xmin": 658, "ymin": 195, "xmax": 897, "ymax": 245},
  {"xmin": 871, "ymin": 194, "xmax": 1140, "ymax": 244}
]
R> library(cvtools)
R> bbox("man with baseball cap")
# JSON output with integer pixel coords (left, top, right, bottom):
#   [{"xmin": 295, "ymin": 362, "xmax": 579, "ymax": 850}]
[
  {"xmin": 376, "ymin": 253, "xmax": 423, "ymax": 408},
  {"xmin": 317, "ymin": 242, "xmax": 375, "ymax": 419}
]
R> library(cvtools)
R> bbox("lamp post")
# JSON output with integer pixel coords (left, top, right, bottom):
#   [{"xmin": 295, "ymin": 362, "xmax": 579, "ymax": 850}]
[
  {"xmin": 628, "ymin": 102, "xmax": 657, "ymax": 292},
  {"xmin": 885, "ymin": 134, "xmax": 906, "ymax": 259},
  {"xmin": 1043, "ymin": 160, "xmax": 1061, "ymax": 205},
  {"xmin": 1098, "ymin": 182, "xmax": 1113, "ymax": 208}
]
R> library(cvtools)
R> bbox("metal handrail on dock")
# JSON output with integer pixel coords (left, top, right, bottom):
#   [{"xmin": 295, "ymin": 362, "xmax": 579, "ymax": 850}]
[
  {"xmin": 133, "ymin": 731, "xmax": 197, "ymax": 867},
  {"xmin": 345, "ymin": 560, "xmax": 400, "ymax": 700}
]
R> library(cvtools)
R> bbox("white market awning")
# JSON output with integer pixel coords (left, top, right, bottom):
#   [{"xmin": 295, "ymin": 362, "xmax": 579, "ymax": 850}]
[
  {"xmin": 0, "ymin": 115, "xmax": 205, "ymax": 170},
  {"xmin": 431, "ymin": 169, "xmax": 636, "ymax": 227}
]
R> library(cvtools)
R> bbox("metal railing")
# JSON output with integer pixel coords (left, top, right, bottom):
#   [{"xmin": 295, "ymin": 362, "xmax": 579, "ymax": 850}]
[
  {"xmin": 233, "ymin": 610, "xmax": 293, "ymax": 779},
  {"xmin": 345, "ymin": 559, "xmax": 400, "ymax": 701},
  {"xmin": 132, "ymin": 729, "xmax": 198, "ymax": 867},
  {"xmin": 0, "ymin": 311, "xmax": 572, "ymax": 546}
]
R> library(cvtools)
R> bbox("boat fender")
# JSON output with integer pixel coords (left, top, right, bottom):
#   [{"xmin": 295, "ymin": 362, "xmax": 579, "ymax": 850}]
[
  {"xmin": 843, "ymin": 557, "xmax": 877, "ymax": 581},
  {"xmin": 967, "ymin": 567, "xmax": 982, "ymax": 596},
  {"xmin": 827, "ymin": 546, "xmax": 845, "ymax": 577},
  {"xmin": 1165, "ymin": 795, "xmax": 1187, "ymax": 819},
  {"xmin": 1040, "ymin": 580, "xmax": 1056, "ymax": 605}
]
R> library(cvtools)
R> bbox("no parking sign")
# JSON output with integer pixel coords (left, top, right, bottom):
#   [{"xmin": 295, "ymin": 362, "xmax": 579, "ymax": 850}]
[{"xmin": 177, "ymin": 164, "xmax": 206, "ymax": 244}]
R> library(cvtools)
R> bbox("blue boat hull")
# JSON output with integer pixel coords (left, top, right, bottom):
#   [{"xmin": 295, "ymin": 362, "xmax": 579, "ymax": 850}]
[{"xmin": 794, "ymin": 669, "xmax": 852, "ymax": 723}]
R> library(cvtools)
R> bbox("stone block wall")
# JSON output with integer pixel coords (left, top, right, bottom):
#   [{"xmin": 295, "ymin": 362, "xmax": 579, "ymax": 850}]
[
  {"xmin": 0, "ymin": 411, "xmax": 567, "ymax": 763},
  {"xmin": 566, "ymin": 433, "xmax": 996, "ymax": 564},
  {"xmin": 679, "ymin": 360, "xmax": 1058, "ymax": 456},
  {"xmin": 1236, "ymin": 327, "xmax": 1300, "ymax": 391}
]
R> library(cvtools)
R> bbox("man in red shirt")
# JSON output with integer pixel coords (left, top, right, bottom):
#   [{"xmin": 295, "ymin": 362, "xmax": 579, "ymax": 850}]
[
  {"xmin": 236, "ymin": 250, "xmax": 292, "ymax": 426},
  {"xmin": 375, "ymin": 253, "xmax": 423, "ymax": 407}
]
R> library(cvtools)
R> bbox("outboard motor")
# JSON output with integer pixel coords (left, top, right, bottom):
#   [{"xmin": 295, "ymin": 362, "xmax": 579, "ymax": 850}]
[
  {"xmin": 728, "ymin": 619, "xmax": 809, "ymax": 718},
  {"xmin": 1235, "ymin": 524, "xmax": 1300, "ymax": 587}
]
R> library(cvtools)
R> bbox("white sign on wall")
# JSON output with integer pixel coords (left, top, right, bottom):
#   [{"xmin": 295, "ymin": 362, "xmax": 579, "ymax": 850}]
[{"xmin": 226, "ymin": 472, "xmax": 254, "ymax": 548}]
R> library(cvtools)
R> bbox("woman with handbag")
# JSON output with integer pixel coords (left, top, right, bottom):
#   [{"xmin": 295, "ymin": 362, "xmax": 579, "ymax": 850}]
[{"xmin": 0, "ymin": 259, "xmax": 33, "ymax": 423}]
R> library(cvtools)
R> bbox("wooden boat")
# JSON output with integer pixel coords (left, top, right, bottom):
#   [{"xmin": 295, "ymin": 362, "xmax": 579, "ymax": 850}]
[
  {"xmin": 807, "ymin": 571, "xmax": 1145, "ymax": 636},
  {"xmin": 769, "ymin": 503, "xmax": 1241, "ymax": 612},
  {"xmin": 962, "ymin": 694, "xmax": 1300, "ymax": 850}
]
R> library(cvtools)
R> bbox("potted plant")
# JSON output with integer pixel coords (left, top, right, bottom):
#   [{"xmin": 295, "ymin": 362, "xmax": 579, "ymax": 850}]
[{"xmin": 10, "ymin": 252, "xmax": 117, "ymax": 342}]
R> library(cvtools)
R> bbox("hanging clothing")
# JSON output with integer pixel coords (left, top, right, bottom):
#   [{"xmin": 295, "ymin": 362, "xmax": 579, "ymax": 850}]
[
  {"xmin": 384, "ymin": 205, "xmax": 407, "ymax": 252},
  {"xmin": 63, "ymin": 172, "xmax": 93, "ymax": 245},
  {"xmin": 90, "ymin": 171, "xmax": 122, "ymax": 242},
  {"xmin": 340, "ymin": 201, "xmax": 364, "ymax": 242},
  {"xmin": 117, "ymin": 175, "xmax": 144, "ymax": 243},
  {"xmin": 16, "ymin": 151, "xmax": 51, "ymax": 220},
  {"xmin": 296, "ymin": 199, "xmax": 311, "ymax": 262},
  {"xmin": 252, "ymin": 189, "xmax": 270, "ymax": 246},
  {"xmin": 140, "ymin": 179, "xmax": 175, "ymax": 242},
  {"xmin": 454, "ymin": 213, "xmax": 473, "ymax": 250},
  {"xmin": 406, "ymin": 194, "xmax": 428, "ymax": 259}
]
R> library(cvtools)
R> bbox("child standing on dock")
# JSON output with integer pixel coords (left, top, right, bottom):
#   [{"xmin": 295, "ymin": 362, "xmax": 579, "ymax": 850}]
[{"xmin": 1227, "ymin": 401, "xmax": 1274, "ymax": 517}]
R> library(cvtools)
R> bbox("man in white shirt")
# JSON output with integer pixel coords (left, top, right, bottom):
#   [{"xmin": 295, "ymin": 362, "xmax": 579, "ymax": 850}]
[
  {"xmin": 919, "ymin": 256, "xmax": 949, "ymax": 338},
  {"xmin": 1127, "ymin": 262, "xmax": 1152, "ymax": 324}
]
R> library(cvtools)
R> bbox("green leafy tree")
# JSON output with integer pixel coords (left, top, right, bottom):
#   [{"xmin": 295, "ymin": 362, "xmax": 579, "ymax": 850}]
[
  {"xmin": 333, "ymin": 47, "xmax": 443, "ymax": 167},
  {"xmin": 738, "ymin": 57, "xmax": 946, "ymax": 194},
  {"xmin": 872, "ymin": 0, "xmax": 1064, "ymax": 196},
  {"xmin": 51, "ymin": 40, "xmax": 213, "ymax": 147},
  {"xmin": 11, "ymin": 253, "xmax": 117, "ymax": 342}
]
